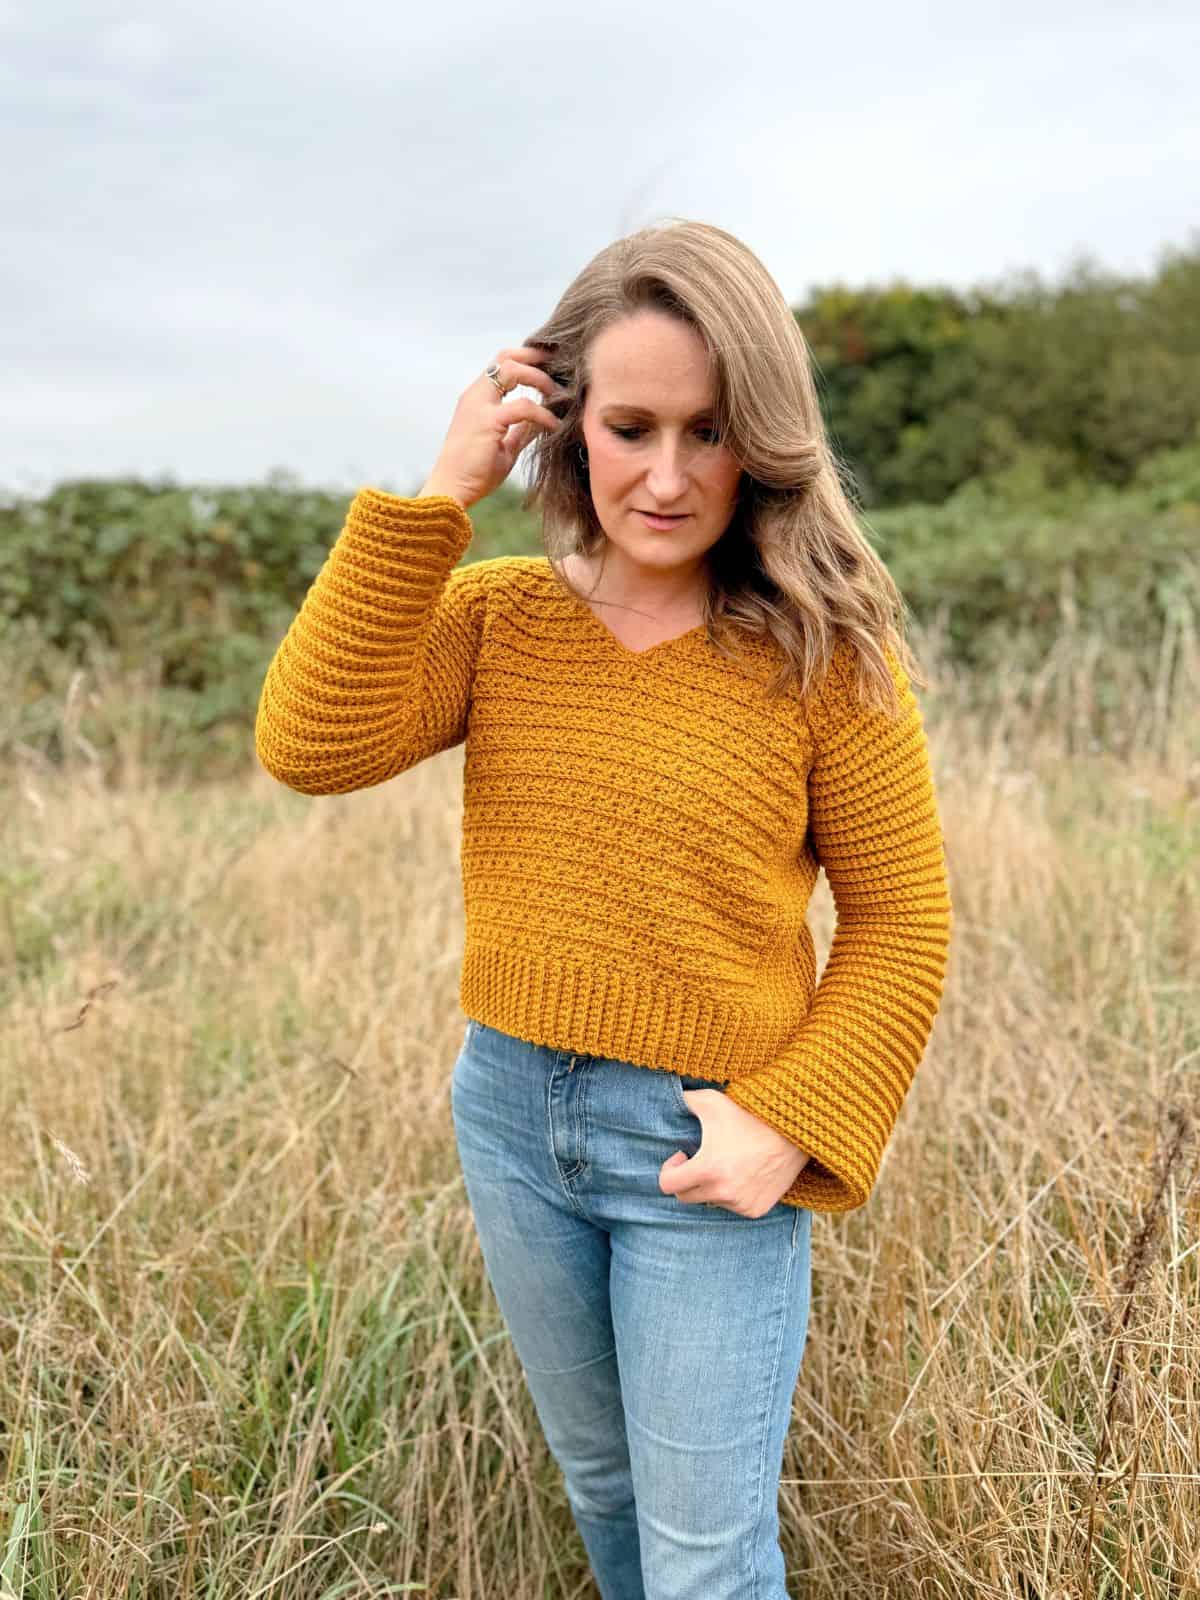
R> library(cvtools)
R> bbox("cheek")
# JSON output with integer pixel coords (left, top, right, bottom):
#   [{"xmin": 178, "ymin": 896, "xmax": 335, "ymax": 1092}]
[
  {"xmin": 703, "ymin": 455, "xmax": 743, "ymax": 502},
  {"xmin": 595, "ymin": 432, "xmax": 624, "ymax": 467},
  {"xmin": 587, "ymin": 436, "xmax": 628, "ymax": 489}
]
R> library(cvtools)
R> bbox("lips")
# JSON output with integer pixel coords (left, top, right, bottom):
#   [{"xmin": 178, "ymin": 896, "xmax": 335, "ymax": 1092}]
[{"xmin": 638, "ymin": 511, "xmax": 689, "ymax": 527}]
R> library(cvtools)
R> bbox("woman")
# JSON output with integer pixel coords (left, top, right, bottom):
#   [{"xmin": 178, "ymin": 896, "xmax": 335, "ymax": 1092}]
[{"xmin": 255, "ymin": 218, "xmax": 953, "ymax": 1599}]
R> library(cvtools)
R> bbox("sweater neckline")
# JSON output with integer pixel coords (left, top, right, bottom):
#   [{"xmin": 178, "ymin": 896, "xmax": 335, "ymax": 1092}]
[{"xmin": 543, "ymin": 558, "xmax": 710, "ymax": 664}]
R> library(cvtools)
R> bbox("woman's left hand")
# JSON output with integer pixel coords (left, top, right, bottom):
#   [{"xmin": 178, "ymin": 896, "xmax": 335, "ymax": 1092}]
[{"xmin": 658, "ymin": 1090, "xmax": 811, "ymax": 1217}]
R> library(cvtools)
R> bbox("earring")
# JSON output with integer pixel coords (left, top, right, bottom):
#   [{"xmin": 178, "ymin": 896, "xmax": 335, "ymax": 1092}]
[{"xmin": 577, "ymin": 444, "xmax": 588, "ymax": 467}]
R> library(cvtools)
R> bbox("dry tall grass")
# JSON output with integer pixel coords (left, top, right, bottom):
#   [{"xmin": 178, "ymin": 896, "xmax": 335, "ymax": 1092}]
[{"xmin": 1, "ymin": 617, "xmax": 1197, "ymax": 1599}]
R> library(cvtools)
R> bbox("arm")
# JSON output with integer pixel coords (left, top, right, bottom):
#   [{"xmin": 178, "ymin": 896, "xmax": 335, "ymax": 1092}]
[
  {"xmin": 254, "ymin": 488, "xmax": 485, "ymax": 795},
  {"xmin": 723, "ymin": 637, "xmax": 954, "ymax": 1212}
]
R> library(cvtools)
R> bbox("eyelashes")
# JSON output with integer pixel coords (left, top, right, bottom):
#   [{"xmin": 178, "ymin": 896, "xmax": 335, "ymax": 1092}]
[{"xmin": 608, "ymin": 425, "xmax": 722, "ymax": 445}]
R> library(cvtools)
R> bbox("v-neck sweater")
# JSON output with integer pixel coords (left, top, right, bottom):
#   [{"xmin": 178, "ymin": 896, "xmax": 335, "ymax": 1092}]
[{"xmin": 254, "ymin": 488, "xmax": 954, "ymax": 1213}]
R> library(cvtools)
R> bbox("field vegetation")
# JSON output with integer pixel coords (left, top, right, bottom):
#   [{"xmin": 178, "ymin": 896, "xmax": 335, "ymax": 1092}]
[{"xmin": 1, "ymin": 242, "xmax": 1198, "ymax": 1596}]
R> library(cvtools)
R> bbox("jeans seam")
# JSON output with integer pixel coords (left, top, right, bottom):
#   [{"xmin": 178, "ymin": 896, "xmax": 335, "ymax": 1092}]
[
  {"xmin": 747, "ymin": 1203, "xmax": 798, "ymax": 1599},
  {"xmin": 563, "ymin": 1062, "xmax": 588, "ymax": 1180},
  {"xmin": 548, "ymin": 1055, "xmax": 590, "ymax": 1188}
]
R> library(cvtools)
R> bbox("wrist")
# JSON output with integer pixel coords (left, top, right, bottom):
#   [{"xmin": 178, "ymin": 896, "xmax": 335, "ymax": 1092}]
[{"xmin": 417, "ymin": 478, "xmax": 470, "ymax": 509}]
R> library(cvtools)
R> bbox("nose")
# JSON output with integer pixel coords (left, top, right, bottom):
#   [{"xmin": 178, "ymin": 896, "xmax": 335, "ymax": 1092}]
[{"xmin": 644, "ymin": 439, "xmax": 691, "ymax": 500}]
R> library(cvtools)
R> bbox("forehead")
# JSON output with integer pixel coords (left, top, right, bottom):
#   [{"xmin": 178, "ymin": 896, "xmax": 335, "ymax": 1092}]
[{"xmin": 587, "ymin": 314, "xmax": 715, "ymax": 403}]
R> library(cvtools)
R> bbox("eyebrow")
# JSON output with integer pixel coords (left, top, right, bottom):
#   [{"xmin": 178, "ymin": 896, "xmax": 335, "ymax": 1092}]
[{"xmin": 599, "ymin": 403, "xmax": 716, "ymax": 420}]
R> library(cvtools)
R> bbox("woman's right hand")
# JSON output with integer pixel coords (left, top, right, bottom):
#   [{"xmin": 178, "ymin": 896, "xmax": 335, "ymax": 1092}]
[{"xmin": 420, "ymin": 345, "xmax": 567, "ymax": 511}]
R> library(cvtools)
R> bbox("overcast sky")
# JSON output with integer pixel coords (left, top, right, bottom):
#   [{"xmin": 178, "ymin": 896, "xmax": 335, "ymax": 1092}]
[{"xmin": 2, "ymin": 0, "xmax": 1197, "ymax": 501}]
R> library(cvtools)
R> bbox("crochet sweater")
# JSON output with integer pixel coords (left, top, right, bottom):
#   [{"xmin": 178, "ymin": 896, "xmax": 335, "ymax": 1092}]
[{"xmin": 254, "ymin": 488, "xmax": 953, "ymax": 1213}]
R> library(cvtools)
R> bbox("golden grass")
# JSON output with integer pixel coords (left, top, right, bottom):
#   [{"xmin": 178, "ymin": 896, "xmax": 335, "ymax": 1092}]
[{"xmin": 1, "ymin": 621, "xmax": 1197, "ymax": 1598}]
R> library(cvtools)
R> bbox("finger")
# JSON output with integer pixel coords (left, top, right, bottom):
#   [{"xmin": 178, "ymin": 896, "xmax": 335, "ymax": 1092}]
[
  {"xmin": 497, "ymin": 345, "xmax": 556, "ymax": 366},
  {"xmin": 501, "ymin": 420, "xmax": 536, "ymax": 466},
  {"xmin": 489, "ymin": 360, "xmax": 566, "ymax": 400},
  {"xmin": 493, "ymin": 395, "xmax": 564, "ymax": 435}
]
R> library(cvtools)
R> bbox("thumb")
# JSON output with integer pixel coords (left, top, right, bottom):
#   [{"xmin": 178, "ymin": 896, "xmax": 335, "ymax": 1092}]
[{"xmin": 658, "ymin": 1149, "xmax": 690, "ymax": 1194}]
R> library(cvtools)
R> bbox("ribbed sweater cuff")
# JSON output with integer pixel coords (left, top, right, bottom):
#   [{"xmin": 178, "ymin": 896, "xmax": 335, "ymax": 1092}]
[
  {"xmin": 724, "ymin": 1054, "xmax": 891, "ymax": 1213},
  {"xmin": 352, "ymin": 487, "xmax": 474, "ymax": 562}
]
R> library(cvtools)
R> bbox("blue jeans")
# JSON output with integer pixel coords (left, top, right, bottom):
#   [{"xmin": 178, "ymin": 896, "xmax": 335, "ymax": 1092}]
[{"xmin": 450, "ymin": 1017, "xmax": 814, "ymax": 1599}]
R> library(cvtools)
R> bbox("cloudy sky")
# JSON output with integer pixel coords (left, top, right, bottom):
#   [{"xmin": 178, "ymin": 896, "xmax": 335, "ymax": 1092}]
[{"xmin": 2, "ymin": 0, "xmax": 1196, "ymax": 501}]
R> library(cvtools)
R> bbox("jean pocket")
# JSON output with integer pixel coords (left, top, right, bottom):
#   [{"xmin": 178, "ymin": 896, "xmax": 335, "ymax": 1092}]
[
  {"xmin": 670, "ymin": 1072, "xmax": 693, "ymax": 1119},
  {"xmin": 453, "ymin": 1019, "xmax": 483, "ymax": 1095},
  {"xmin": 464, "ymin": 1017, "xmax": 493, "ymax": 1052},
  {"xmin": 671, "ymin": 1071, "xmax": 728, "ymax": 1118}
]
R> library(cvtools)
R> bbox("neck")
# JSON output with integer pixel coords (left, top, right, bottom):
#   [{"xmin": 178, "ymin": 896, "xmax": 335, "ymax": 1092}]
[{"xmin": 573, "ymin": 544, "xmax": 710, "ymax": 620}]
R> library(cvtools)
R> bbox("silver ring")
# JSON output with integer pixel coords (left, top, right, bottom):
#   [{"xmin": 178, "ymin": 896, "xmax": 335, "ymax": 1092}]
[{"xmin": 485, "ymin": 361, "xmax": 509, "ymax": 397}]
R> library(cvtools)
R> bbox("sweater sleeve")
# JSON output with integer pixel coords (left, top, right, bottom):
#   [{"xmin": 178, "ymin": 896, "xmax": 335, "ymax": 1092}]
[
  {"xmin": 722, "ymin": 637, "xmax": 953, "ymax": 1213},
  {"xmin": 253, "ymin": 488, "xmax": 484, "ymax": 795}
]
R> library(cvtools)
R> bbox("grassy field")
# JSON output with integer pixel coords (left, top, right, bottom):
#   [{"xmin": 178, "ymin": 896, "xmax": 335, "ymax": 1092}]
[{"xmin": 1, "ymin": 620, "xmax": 1197, "ymax": 1598}]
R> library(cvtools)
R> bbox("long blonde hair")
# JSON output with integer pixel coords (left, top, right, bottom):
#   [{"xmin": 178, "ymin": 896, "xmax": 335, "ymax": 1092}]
[{"xmin": 519, "ymin": 216, "xmax": 924, "ymax": 713}]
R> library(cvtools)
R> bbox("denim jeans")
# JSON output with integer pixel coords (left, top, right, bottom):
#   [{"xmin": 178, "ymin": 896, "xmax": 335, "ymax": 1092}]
[{"xmin": 450, "ymin": 1017, "xmax": 814, "ymax": 1599}]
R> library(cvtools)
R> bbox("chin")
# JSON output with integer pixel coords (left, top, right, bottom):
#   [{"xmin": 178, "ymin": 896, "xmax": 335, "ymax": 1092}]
[{"xmin": 619, "ymin": 535, "xmax": 699, "ymax": 563}]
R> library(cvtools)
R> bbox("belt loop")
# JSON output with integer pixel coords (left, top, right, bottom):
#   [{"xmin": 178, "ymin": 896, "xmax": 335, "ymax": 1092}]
[{"xmin": 568, "ymin": 1054, "xmax": 577, "ymax": 1072}]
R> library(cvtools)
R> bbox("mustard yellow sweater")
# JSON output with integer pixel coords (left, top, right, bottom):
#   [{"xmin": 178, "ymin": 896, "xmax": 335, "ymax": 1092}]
[{"xmin": 255, "ymin": 488, "xmax": 953, "ymax": 1213}]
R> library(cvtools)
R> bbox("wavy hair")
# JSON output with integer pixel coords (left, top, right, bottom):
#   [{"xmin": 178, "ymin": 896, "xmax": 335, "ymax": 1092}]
[{"xmin": 518, "ymin": 216, "xmax": 925, "ymax": 713}]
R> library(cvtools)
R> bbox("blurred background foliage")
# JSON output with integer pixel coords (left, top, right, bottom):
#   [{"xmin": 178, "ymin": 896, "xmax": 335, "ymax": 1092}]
[
  {"xmin": 802, "ymin": 239, "xmax": 1200, "ymax": 504},
  {"xmin": 2, "ymin": 240, "xmax": 1197, "ymax": 780}
]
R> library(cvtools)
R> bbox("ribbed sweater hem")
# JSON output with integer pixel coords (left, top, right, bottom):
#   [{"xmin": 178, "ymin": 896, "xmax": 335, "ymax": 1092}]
[
  {"xmin": 460, "ymin": 940, "xmax": 782, "ymax": 1080},
  {"xmin": 460, "ymin": 941, "xmax": 898, "ymax": 1213}
]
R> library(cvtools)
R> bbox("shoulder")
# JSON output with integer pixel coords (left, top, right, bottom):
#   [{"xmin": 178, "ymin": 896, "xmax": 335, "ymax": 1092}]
[
  {"xmin": 441, "ymin": 554, "xmax": 554, "ymax": 627},
  {"xmin": 444, "ymin": 552, "xmax": 545, "ymax": 598},
  {"xmin": 806, "ymin": 632, "xmax": 916, "ymax": 736},
  {"xmin": 449, "ymin": 553, "xmax": 548, "ymax": 585},
  {"xmin": 827, "ymin": 632, "xmax": 909, "ymax": 690}
]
